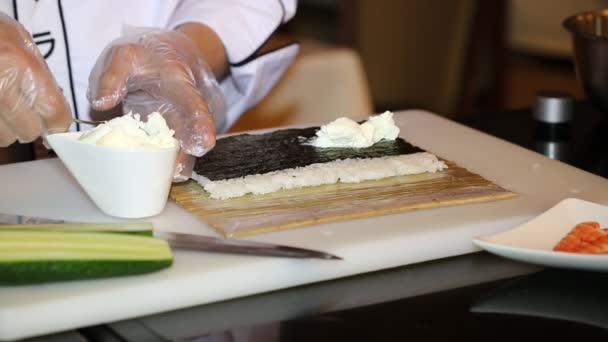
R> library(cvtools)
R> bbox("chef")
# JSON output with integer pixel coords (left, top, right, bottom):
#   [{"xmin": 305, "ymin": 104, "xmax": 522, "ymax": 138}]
[{"xmin": 0, "ymin": 0, "xmax": 299, "ymax": 180}]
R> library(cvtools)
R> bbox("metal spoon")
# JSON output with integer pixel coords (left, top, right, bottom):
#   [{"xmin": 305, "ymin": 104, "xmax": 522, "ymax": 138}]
[{"xmin": 73, "ymin": 118, "xmax": 105, "ymax": 126}]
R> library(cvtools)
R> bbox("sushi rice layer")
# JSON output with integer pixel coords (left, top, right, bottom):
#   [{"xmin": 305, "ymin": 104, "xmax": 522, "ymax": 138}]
[{"xmin": 193, "ymin": 152, "xmax": 448, "ymax": 200}]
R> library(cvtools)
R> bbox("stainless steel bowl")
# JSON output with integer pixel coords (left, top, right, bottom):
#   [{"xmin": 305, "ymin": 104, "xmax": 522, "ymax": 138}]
[{"xmin": 564, "ymin": 9, "xmax": 608, "ymax": 114}]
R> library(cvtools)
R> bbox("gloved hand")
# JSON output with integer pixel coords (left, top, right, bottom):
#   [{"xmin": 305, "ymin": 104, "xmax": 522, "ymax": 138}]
[
  {"xmin": 0, "ymin": 13, "xmax": 72, "ymax": 147},
  {"xmin": 87, "ymin": 28, "xmax": 226, "ymax": 182}
]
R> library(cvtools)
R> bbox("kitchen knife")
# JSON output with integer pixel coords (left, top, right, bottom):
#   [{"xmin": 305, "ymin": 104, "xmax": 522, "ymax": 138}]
[{"xmin": 0, "ymin": 213, "xmax": 342, "ymax": 260}]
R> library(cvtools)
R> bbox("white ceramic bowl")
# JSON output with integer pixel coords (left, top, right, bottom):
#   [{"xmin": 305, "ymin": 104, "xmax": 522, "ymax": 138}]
[
  {"xmin": 46, "ymin": 132, "xmax": 179, "ymax": 218},
  {"xmin": 473, "ymin": 198, "xmax": 608, "ymax": 272}
]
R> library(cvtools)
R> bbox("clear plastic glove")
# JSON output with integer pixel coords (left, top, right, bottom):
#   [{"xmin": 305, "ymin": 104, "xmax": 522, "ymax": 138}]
[
  {"xmin": 0, "ymin": 13, "xmax": 72, "ymax": 147},
  {"xmin": 87, "ymin": 28, "xmax": 226, "ymax": 182}
]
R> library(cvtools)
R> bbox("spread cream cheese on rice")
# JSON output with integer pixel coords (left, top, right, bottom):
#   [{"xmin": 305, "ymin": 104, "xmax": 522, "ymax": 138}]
[
  {"xmin": 310, "ymin": 111, "xmax": 400, "ymax": 148},
  {"xmin": 78, "ymin": 112, "xmax": 177, "ymax": 149}
]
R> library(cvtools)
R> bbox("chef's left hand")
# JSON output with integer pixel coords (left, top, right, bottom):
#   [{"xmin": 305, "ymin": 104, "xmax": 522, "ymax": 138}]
[{"xmin": 87, "ymin": 25, "xmax": 226, "ymax": 182}]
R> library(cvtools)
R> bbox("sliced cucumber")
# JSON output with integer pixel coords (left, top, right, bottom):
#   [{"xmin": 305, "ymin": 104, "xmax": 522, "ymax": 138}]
[
  {"xmin": 0, "ymin": 230, "xmax": 173, "ymax": 285},
  {"xmin": 0, "ymin": 222, "xmax": 154, "ymax": 236}
]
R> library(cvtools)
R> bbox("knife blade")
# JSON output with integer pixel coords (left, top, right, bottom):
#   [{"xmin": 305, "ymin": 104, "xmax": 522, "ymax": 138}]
[
  {"xmin": 0, "ymin": 213, "xmax": 342, "ymax": 260},
  {"xmin": 155, "ymin": 231, "xmax": 341, "ymax": 259}
]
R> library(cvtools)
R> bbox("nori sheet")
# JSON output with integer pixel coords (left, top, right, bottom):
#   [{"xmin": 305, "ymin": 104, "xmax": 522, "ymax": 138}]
[{"xmin": 194, "ymin": 126, "xmax": 423, "ymax": 181}]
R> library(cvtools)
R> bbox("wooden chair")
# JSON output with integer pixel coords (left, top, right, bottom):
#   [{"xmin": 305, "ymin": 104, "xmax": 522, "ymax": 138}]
[{"xmin": 336, "ymin": 0, "xmax": 507, "ymax": 118}]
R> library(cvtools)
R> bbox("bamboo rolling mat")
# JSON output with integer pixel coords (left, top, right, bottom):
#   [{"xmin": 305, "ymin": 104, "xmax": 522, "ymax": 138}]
[{"xmin": 170, "ymin": 161, "xmax": 517, "ymax": 237}]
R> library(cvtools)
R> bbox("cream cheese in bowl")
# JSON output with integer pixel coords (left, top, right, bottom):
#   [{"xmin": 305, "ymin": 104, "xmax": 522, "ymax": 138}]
[
  {"xmin": 78, "ymin": 112, "xmax": 177, "ymax": 149},
  {"xmin": 46, "ymin": 112, "xmax": 179, "ymax": 218}
]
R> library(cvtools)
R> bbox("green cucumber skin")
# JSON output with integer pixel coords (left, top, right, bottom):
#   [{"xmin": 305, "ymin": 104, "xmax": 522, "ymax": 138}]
[
  {"xmin": 0, "ymin": 223, "xmax": 154, "ymax": 237},
  {"xmin": 96, "ymin": 230, "xmax": 153, "ymax": 237},
  {"xmin": 0, "ymin": 229, "xmax": 173, "ymax": 285},
  {"xmin": 0, "ymin": 259, "xmax": 173, "ymax": 285}
]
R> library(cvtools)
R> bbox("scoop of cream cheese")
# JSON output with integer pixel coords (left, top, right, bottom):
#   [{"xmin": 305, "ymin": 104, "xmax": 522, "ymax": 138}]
[
  {"xmin": 78, "ymin": 112, "xmax": 177, "ymax": 149},
  {"xmin": 311, "ymin": 111, "xmax": 400, "ymax": 148}
]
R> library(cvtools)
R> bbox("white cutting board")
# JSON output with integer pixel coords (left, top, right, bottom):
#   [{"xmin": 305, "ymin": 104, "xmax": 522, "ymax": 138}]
[{"xmin": 0, "ymin": 110, "xmax": 607, "ymax": 341}]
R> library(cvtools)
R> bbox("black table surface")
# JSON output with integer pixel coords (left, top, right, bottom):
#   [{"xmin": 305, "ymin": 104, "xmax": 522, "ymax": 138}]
[
  {"xmin": 26, "ymin": 103, "xmax": 608, "ymax": 342},
  {"xmin": 460, "ymin": 101, "xmax": 608, "ymax": 178}
]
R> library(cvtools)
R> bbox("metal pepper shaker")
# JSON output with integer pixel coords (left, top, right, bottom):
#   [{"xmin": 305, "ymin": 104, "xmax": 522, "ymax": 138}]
[
  {"xmin": 533, "ymin": 91, "xmax": 574, "ymax": 161},
  {"xmin": 533, "ymin": 91, "xmax": 574, "ymax": 123}
]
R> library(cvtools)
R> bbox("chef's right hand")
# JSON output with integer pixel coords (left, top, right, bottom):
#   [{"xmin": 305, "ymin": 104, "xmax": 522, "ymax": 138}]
[{"xmin": 0, "ymin": 12, "xmax": 71, "ymax": 147}]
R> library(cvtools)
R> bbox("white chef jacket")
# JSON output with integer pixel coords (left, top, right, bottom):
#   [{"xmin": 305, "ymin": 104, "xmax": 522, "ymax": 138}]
[{"xmin": 0, "ymin": 0, "xmax": 299, "ymax": 133}]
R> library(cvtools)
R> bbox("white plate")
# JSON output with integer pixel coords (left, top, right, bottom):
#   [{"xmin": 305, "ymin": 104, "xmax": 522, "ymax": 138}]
[{"xmin": 473, "ymin": 198, "xmax": 608, "ymax": 272}]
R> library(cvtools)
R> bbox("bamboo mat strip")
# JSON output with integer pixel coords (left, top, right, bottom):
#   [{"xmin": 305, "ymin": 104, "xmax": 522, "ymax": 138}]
[{"xmin": 170, "ymin": 161, "xmax": 516, "ymax": 237}]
